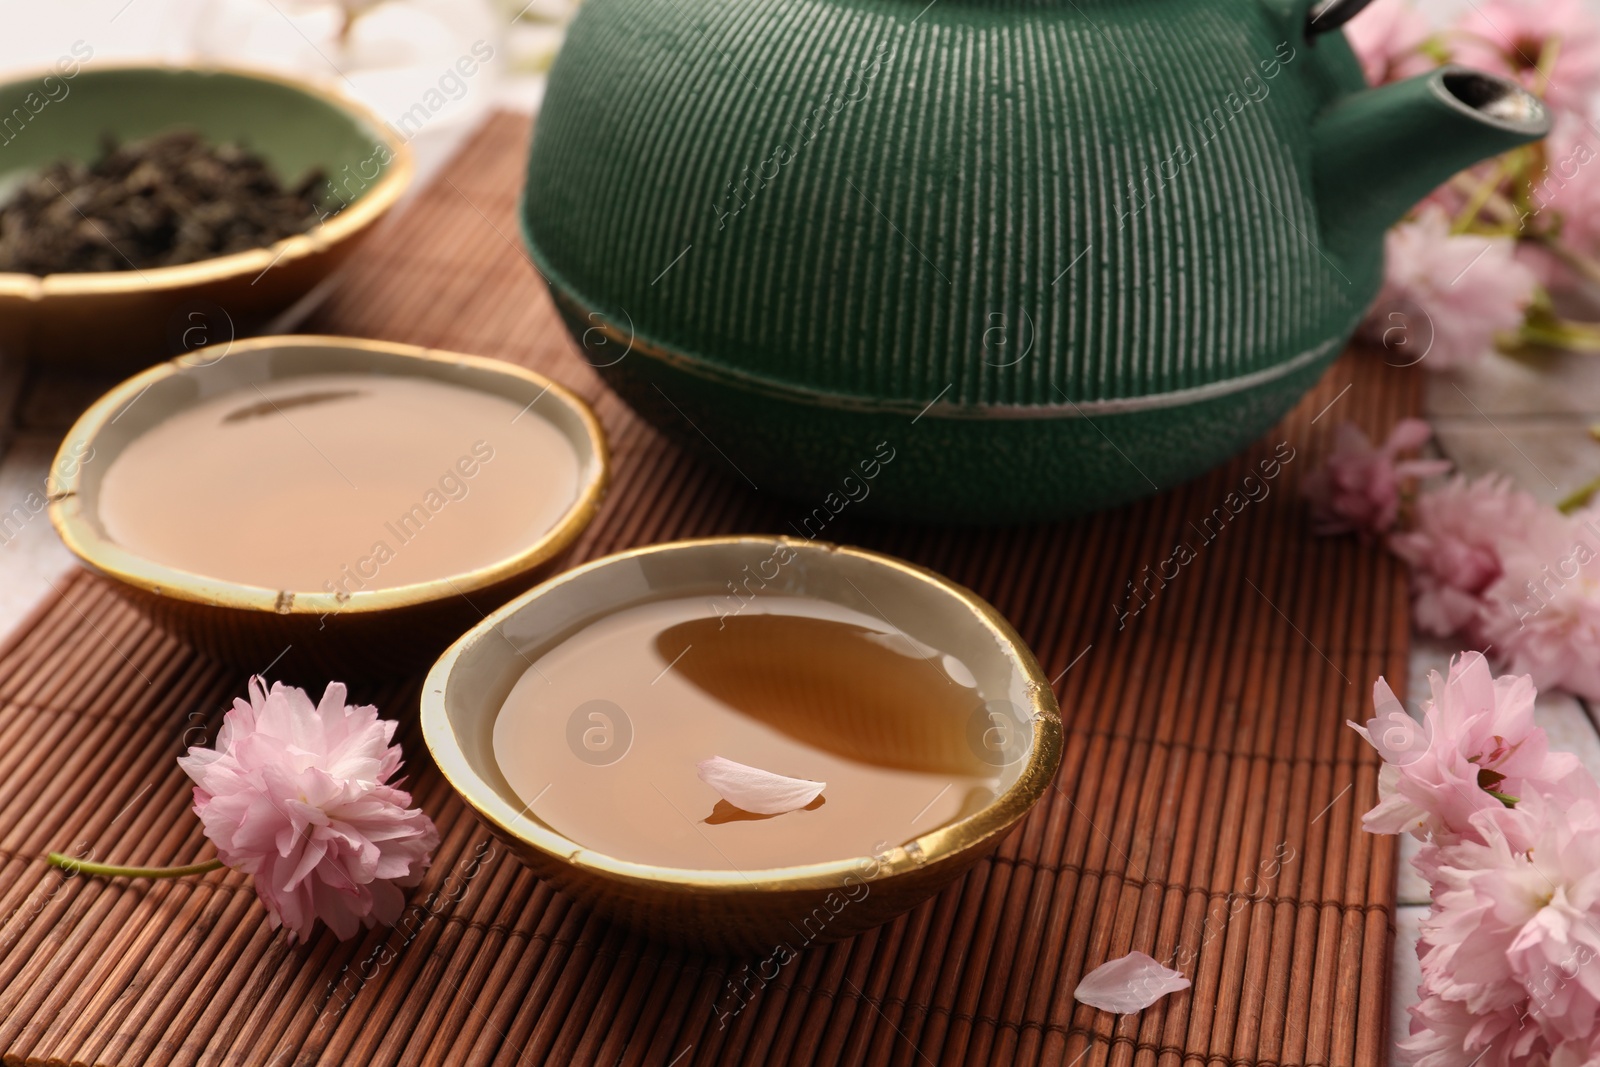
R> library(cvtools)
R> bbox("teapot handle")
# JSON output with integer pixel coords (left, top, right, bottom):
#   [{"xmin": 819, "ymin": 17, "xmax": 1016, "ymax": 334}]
[{"xmin": 1304, "ymin": 0, "xmax": 1377, "ymax": 35}]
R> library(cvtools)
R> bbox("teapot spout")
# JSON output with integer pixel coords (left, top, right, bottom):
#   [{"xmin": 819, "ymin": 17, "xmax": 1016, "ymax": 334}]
[{"xmin": 1313, "ymin": 66, "xmax": 1550, "ymax": 261}]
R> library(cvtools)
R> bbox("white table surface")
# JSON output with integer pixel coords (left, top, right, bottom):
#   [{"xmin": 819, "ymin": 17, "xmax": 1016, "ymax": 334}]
[{"xmin": 3, "ymin": 112, "xmax": 1599, "ymax": 1063}]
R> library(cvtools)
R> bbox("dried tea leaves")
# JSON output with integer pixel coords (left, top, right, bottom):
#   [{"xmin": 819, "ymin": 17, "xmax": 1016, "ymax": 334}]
[{"xmin": 0, "ymin": 129, "xmax": 332, "ymax": 275}]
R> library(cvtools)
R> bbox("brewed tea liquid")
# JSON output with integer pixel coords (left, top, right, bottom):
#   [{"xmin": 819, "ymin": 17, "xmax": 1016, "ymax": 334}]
[
  {"xmin": 493, "ymin": 595, "xmax": 1006, "ymax": 870},
  {"xmin": 98, "ymin": 373, "xmax": 581, "ymax": 592}
]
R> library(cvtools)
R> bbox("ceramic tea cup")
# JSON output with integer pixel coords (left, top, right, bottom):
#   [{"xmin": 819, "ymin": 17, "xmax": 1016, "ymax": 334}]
[
  {"xmin": 421, "ymin": 536, "xmax": 1063, "ymax": 952},
  {"xmin": 48, "ymin": 335, "xmax": 609, "ymax": 680}
]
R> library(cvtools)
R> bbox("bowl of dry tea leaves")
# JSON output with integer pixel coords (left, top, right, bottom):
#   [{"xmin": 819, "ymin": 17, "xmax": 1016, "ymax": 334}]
[{"xmin": 0, "ymin": 65, "xmax": 411, "ymax": 369}]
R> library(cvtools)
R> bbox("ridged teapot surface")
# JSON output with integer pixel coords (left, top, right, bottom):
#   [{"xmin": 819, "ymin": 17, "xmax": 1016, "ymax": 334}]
[{"xmin": 522, "ymin": 0, "xmax": 1547, "ymax": 522}]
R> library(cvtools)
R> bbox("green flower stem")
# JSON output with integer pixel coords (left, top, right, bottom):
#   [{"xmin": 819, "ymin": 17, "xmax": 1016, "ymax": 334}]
[
  {"xmin": 46, "ymin": 853, "xmax": 223, "ymax": 879},
  {"xmin": 1517, "ymin": 317, "xmax": 1600, "ymax": 352},
  {"xmin": 1449, "ymin": 175, "xmax": 1519, "ymax": 230},
  {"xmin": 1558, "ymin": 475, "xmax": 1600, "ymax": 515},
  {"xmin": 1536, "ymin": 37, "xmax": 1562, "ymax": 101},
  {"xmin": 1452, "ymin": 162, "xmax": 1505, "ymax": 234}
]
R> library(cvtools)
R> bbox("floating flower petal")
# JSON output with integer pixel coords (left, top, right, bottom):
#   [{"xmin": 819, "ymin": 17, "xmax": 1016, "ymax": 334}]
[{"xmin": 695, "ymin": 756, "xmax": 825, "ymax": 815}]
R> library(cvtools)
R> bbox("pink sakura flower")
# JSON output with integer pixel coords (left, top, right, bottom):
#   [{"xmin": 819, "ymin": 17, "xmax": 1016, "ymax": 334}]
[
  {"xmin": 1349, "ymin": 654, "xmax": 1577, "ymax": 855},
  {"xmin": 1371, "ymin": 207, "xmax": 1538, "ymax": 370},
  {"xmin": 1352, "ymin": 655, "xmax": 1600, "ymax": 1065},
  {"xmin": 1477, "ymin": 505, "xmax": 1600, "ymax": 701},
  {"xmin": 1402, "ymin": 985, "xmax": 1556, "ymax": 1066},
  {"xmin": 1505, "ymin": 809, "xmax": 1600, "ymax": 1048},
  {"xmin": 1389, "ymin": 474, "xmax": 1544, "ymax": 640},
  {"xmin": 1532, "ymin": 112, "xmax": 1600, "ymax": 253},
  {"xmin": 1343, "ymin": 0, "xmax": 1440, "ymax": 85},
  {"xmin": 1413, "ymin": 790, "xmax": 1600, "ymax": 1056},
  {"xmin": 1302, "ymin": 418, "xmax": 1449, "ymax": 538},
  {"xmin": 178, "ymin": 677, "xmax": 439, "ymax": 943},
  {"xmin": 1453, "ymin": 0, "xmax": 1600, "ymax": 112},
  {"xmin": 1553, "ymin": 1035, "xmax": 1600, "ymax": 1067},
  {"xmin": 1400, "ymin": 794, "xmax": 1600, "ymax": 1067}
]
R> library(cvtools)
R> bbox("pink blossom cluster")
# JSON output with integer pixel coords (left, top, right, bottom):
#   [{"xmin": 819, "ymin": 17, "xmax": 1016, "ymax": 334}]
[
  {"xmin": 1301, "ymin": 418, "xmax": 1449, "ymax": 538},
  {"xmin": 1351, "ymin": 654, "xmax": 1600, "ymax": 1066},
  {"xmin": 179, "ymin": 677, "xmax": 440, "ymax": 944},
  {"xmin": 1308, "ymin": 419, "xmax": 1600, "ymax": 702},
  {"xmin": 1397, "ymin": 476, "xmax": 1600, "ymax": 703},
  {"xmin": 1348, "ymin": 0, "xmax": 1600, "ymax": 369}
]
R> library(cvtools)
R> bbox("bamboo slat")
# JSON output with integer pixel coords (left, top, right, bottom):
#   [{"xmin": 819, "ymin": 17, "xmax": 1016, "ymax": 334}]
[{"xmin": 0, "ymin": 113, "xmax": 1407, "ymax": 1066}]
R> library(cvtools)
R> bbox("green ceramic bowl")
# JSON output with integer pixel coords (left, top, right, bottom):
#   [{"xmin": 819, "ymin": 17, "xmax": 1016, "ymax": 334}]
[{"xmin": 0, "ymin": 65, "xmax": 410, "ymax": 370}]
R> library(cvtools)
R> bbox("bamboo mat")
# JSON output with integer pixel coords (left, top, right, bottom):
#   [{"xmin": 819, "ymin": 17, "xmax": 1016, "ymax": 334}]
[{"xmin": 0, "ymin": 113, "xmax": 1411, "ymax": 1066}]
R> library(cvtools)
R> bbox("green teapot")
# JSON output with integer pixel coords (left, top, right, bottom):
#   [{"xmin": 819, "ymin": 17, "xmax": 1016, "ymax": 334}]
[{"xmin": 521, "ymin": 0, "xmax": 1547, "ymax": 522}]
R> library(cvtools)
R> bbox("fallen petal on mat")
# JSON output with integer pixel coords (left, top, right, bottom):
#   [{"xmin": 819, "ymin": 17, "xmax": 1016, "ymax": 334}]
[
  {"xmin": 696, "ymin": 756, "xmax": 825, "ymax": 815},
  {"xmin": 1074, "ymin": 952, "xmax": 1191, "ymax": 1013}
]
